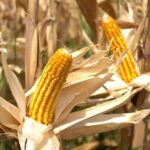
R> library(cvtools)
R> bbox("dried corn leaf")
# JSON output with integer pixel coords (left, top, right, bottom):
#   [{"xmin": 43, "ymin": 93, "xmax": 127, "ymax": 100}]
[
  {"xmin": 129, "ymin": 16, "xmax": 145, "ymax": 52},
  {"xmin": 132, "ymin": 121, "xmax": 145, "ymax": 149},
  {"xmin": 60, "ymin": 110, "xmax": 150, "ymax": 139},
  {"xmin": 76, "ymin": 0, "xmax": 98, "ymax": 41},
  {"xmin": 25, "ymin": 16, "xmax": 39, "ymax": 89},
  {"xmin": 82, "ymin": 30, "xmax": 99, "ymax": 53},
  {"xmin": 88, "ymin": 88, "xmax": 130, "ymax": 105},
  {"xmin": 91, "ymin": 75, "xmax": 128, "ymax": 98},
  {"xmin": 55, "ymin": 77, "xmax": 104, "ymax": 122},
  {"xmin": 98, "ymin": 0, "xmax": 116, "ymax": 18},
  {"xmin": 72, "ymin": 47, "xmax": 90, "ymax": 59},
  {"xmin": 116, "ymin": 20, "xmax": 138, "ymax": 29},
  {"xmin": 2, "ymin": 52, "xmax": 26, "ymax": 117},
  {"xmin": 73, "ymin": 50, "xmax": 108, "ymax": 70},
  {"xmin": 54, "ymin": 86, "xmax": 143, "ymax": 133},
  {"xmin": 68, "ymin": 57, "xmax": 112, "ymax": 82},
  {"xmin": 0, "ymin": 124, "xmax": 17, "ymax": 138},
  {"xmin": 55, "ymin": 73, "xmax": 112, "ymax": 123},
  {"xmin": 45, "ymin": 0, "xmax": 58, "ymax": 56},
  {"xmin": 130, "ymin": 73, "xmax": 150, "ymax": 90},
  {"xmin": 0, "ymin": 97, "xmax": 22, "ymax": 123},
  {"xmin": 72, "ymin": 47, "xmax": 92, "ymax": 67},
  {"xmin": 72, "ymin": 46, "xmax": 100, "ymax": 67},
  {"xmin": 0, "ymin": 104, "xmax": 19, "ymax": 130},
  {"xmin": 71, "ymin": 48, "xmax": 106, "ymax": 64},
  {"xmin": 89, "ymin": 73, "xmax": 150, "ymax": 102},
  {"xmin": 28, "ymin": 0, "xmax": 39, "ymax": 24}
]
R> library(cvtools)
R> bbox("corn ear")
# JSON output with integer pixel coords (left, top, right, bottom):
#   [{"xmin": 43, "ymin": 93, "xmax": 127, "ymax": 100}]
[
  {"xmin": 101, "ymin": 15, "xmax": 139, "ymax": 83},
  {"xmin": 28, "ymin": 48, "xmax": 72, "ymax": 125}
]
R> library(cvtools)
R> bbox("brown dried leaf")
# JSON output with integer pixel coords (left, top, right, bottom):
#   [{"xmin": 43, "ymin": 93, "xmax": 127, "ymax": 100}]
[
  {"xmin": 54, "ymin": 86, "xmax": 143, "ymax": 133},
  {"xmin": 98, "ymin": 0, "xmax": 116, "ymax": 18},
  {"xmin": 0, "ymin": 104, "xmax": 19, "ymax": 130},
  {"xmin": 25, "ymin": 16, "xmax": 39, "ymax": 89},
  {"xmin": 88, "ymin": 88, "xmax": 130, "ymax": 105},
  {"xmin": 28, "ymin": 0, "xmax": 39, "ymax": 24},
  {"xmin": 91, "ymin": 75, "xmax": 128, "ymax": 98},
  {"xmin": 73, "ymin": 50, "xmax": 107, "ymax": 69},
  {"xmin": 132, "ymin": 121, "xmax": 145, "ymax": 149},
  {"xmin": 45, "ymin": 0, "xmax": 59, "ymax": 56},
  {"xmin": 2, "ymin": 52, "xmax": 26, "ymax": 117},
  {"xmin": 76, "ymin": 0, "xmax": 98, "ymax": 41},
  {"xmin": 90, "ymin": 73, "xmax": 150, "ymax": 101},
  {"xmin": 141, "ymin": 0, "xmax": 150, "ymax": 72},
  {"xmin": 117, "ymin": 20, "xmax": 138, "ymax": 29},
  {"xmin": 130, "ymin": 73, "xmax": 150, "ymax": 90},
  {"xmin": 129, "ymin": 17, "xmax": 145, "ymax": 52},
  {"xmin": 55, "ymin": 73, "xmax": 112, "ymax": 124},
  {"xmin": 55, "ymin": 77, "xmax": 102, "ymax": 122},
  {"xmin": 0, "ymin": 97, "xmax": 22, "ymax": 123},
  {"xmin": 82, "ymin": 30, "xmax": 99, "ymax": 53},
  {"xmin": 59, "ymin": 110, "xmax": 150, "ymax": 139},
  {"xmin": 72, "ymin": 47, "xmax": 91, "ymax": 67},
  {"xmin": 68, "ymin": 57, "xmax": 112, "ymax": 82},
  {"xmin": 0, "ymin": 124, "xmax": 17, "ymax": 138}
]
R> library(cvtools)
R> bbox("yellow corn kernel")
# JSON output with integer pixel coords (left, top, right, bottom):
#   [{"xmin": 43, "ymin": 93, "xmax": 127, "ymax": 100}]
[
  {"xmin": 28, "ymin": 48, "xmax": 72, "ymax": 125},
  {"xmin": 101, "ymin": 15, "xmax": 139, "ymax": 83}
]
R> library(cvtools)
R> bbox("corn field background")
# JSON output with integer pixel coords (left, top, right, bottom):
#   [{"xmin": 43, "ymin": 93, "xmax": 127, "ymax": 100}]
[{"xmin": 0, "ymin": 0, "xmax": 150, "ymax": 150}]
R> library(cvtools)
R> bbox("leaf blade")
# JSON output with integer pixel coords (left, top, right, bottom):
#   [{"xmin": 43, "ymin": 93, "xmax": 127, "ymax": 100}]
[{"xmin": 2, "ymin": 52, "xmax": 26, "ymax": 117}]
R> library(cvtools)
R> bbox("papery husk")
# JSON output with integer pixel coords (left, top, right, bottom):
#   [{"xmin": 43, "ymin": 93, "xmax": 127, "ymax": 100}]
[
  {"xmin": 59, "ymin": 109, "xmax": 150, "ymax": 139},
  {"xmin": 91, "ymin": 74, "xmax": 128, "ymax": 98},
  {"xmin": 89, "ymin": 73, "xmax": 150, "ymax": 102},
  {"xmin": 72, "ymin": 51, "xmax": 108, "ymax": 71},
  {"xmin": 53, "ymin": 86, "xmax": 142, "ymax": 134},
  {"xmin": 130, "ymin": 73, "xmax": 150, "ymax": 90},
  {"xmin": 18, "ymin": 117, "xmax": 60, "ymax": 150},
  {"xmin": 68, "ymin": 57, "xmax": 112, "ymax": 82},
  {"xmin": 55, "ymin": 73, "xmax": 113, "ymax": 123}
]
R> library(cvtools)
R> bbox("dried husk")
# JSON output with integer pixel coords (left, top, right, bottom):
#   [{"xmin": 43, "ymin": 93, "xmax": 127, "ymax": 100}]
[{"xmin": 18, "ymin": 117, "xmax": 60, "ymax": 150}]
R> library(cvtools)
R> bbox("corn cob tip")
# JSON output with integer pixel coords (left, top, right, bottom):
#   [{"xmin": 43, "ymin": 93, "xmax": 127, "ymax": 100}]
[
  {"xmin": 56, "ymin": 48, "xmax": 72, "ymax": 62},
  {"xmin": 57, "ymin": 48, "xmax": 71, "ymax": 55},
  {"xmin": 58, "ymin": 48, "xmax": 71, "ymax": 54},
  {"xmin": 102, "ymin": 14, "xmax": 111, "ymax": 23}
]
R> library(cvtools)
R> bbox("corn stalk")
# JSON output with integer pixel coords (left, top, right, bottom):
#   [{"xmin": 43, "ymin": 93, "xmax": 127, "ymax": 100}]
[{"xmin": 25, "ymin": 0, "xmax": 39, "ymax": 89}]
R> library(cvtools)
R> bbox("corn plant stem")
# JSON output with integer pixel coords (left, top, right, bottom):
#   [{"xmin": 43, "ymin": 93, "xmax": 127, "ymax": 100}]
[
  {"xmin": 28, "ymin": 0, "xmax": 39, "ymax": 25},
  {"xmin": 25, "ymin": 0, "xmax": 39, "ymax": 89}
]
